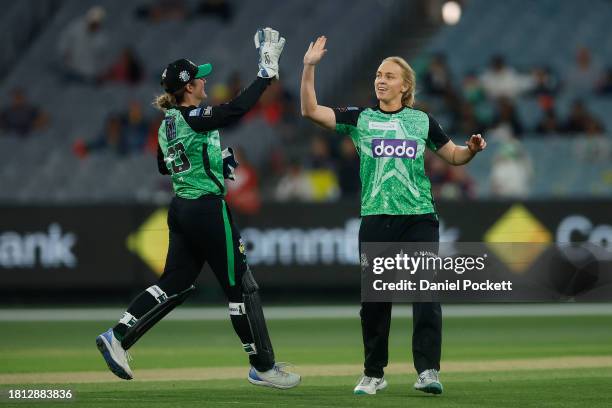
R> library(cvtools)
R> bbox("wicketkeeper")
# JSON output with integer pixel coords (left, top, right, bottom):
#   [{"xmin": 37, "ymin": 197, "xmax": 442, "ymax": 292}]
[{"xmin": 95, "ymin": 28, "xmax": 300, "ymax": 389}]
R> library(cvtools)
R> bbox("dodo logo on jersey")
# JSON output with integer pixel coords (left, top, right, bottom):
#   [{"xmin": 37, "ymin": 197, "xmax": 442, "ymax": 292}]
[{"xmin": 371, "ymin": 139, "xmax": 418, "ymax": 159}]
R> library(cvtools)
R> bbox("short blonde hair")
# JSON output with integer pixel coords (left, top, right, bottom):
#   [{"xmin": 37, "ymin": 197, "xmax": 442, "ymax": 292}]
[{"xmin": 381, "ymin": 56, "xmax": 416, "ymax": 107}]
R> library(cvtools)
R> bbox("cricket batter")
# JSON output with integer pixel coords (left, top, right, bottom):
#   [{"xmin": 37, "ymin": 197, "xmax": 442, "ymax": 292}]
[
  {"xmin": 300, "ymin": 36, "xmax": 486, "ymax": 395},
  {"xmin": 96, "ymin": 28, "xmax": 300, "ymax": 389}
]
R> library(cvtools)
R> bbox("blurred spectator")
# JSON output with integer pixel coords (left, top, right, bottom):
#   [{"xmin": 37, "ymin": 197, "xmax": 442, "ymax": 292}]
[
  {"xmin": 445, "ymin": 166, "xmax": 475, "ymax": 199},
  {"xmin": 120, "ymin": 101, "xmax": 149, "ymax": 152},
  {"xmin": 423, "ymin": 53, "xmax": 453, "ymax": 96},
  {"xmin": 535, "ymin": 110, "xmax": 561, "ymax": 134},
  {"xmin": 563, "ymin": 100, "xmax": 605, "ymax": 135},
  {"xmin": 225, "ymin": 148, "xmax": 261, "ymax": 215},
  {"xmin": 304, "ymin": 136, "xmax": 339, "ymax": 201},
  {"xmin": 452, "ymin": 102, "xmax": 486, "ymax": 136},
  {"xmin": 480, "ymin": 55, "xmax": 534, "ymax": 100},
  {"xmin": 427, "ymin": 153, "xmax": 448, "ymax": 196},
  {"xmin": 530, "ymin": 66, "xmax": 560, "ymax": 97},
  {"xmin": 210, "ymin": 83, "xmax": 231, "ymax": 105},
  {"xmin": 596, "ymin": 68, "xmax": 612, "ymax": 95},
  {"xmin": 274, "ymin": 162, "xmax": 313, "ymax": 201},
  {"xmin": 74, "ymin": 115, "xmax": 125, "ymax": 157},
  {"xmin": 245, "ymin": 81, "xmax": 291, "ymax": 125},
  {"xmin": 136, "ymin": 0, "xmax": 188, "ymax": 22},
  {"xmin": 227, "ymin": 72, "xmax": 244, "ymax": 97},
  {"xmin": 336, "ymin": 137, "xmax": 360, "ymax": 197},
  {"xmin": 488, "ymin": 97, "xmax": 523, "ymax": 139},
  {"xmin": 0, "ymin": 88, "xmax": 48, "ymax": 136},
  {"xmin": 566, "ymin": 47, "xmax": 601, "ymax": 96},
  {"xmin": 461, "ymin": 71, "xmax": 486, "ymax": 105},
  {"xmin": 426, "ymin": 153, "xmax": 474, "ymax": 200},
  {"xmin": 102, "ymin": 48, "xmax": 144, "ymax": 85},
  {"xmin": 275, "ymin": 137, "xmax": 340, "ymax": 202},
  {"xmin": 305, "ymin": 168, "xmax": 339, "ymax": 202},
  {"xmin": 306, "ymin": 135, "xmax": 335, "ymax": 170},
  {"xmin": 145, "ymin": 112, "xmax": 165, "ymax": 154},
  {"xmin": 196, "ymin": 0, "xmax": 234, "ymax": 22},
  {"xmin": 490, "ymin": 141, "xmax": 532, "ymax": 198},
  {"xmin": 74, "ymin": 105, "xmax": 149, "ymax": 158},
  {"xmin": 58, "ymin": 6, "xmax": 109, "ymax": 84}
]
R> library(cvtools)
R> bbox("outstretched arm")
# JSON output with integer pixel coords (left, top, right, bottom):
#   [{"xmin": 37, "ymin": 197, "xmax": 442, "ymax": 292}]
[
  {"xmin": 436, "ymin": 134, "xmax": 487, "ymax": 165},
  {"xmin": 184, "ymin": 77, "xmax": 272, "ymax": 132},
  {"xmin": 425, "ymin": 114, "xmax": 486, "ymax": 165},
  {"xmin": 300, "ymin": 36, "xmax": 336, "ymax": 131},
  {"xmin": 185, "ymin": 27, "xmax": 285, "ymax": 132}
]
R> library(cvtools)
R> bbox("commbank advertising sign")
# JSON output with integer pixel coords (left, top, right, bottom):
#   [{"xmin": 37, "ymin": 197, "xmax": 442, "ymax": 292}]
[{"xmin": 0, "ymin": 201, "xmax": 610, "ymax": 295}]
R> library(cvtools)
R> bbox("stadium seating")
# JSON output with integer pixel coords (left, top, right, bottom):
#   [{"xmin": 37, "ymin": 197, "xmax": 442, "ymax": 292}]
[
  {"xmin": 423, "ymin": 0, "xmax": 612, "ymax": 197},
  {"xmin": 0, "ymin": 0, "xmax": 610, "ymax": 202},
  {"xmin": 0, "ymin": 0, "xmax": 406, "ymax": 203}
]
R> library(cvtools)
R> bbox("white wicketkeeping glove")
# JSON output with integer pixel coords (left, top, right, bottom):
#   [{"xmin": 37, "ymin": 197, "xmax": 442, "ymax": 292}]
[{"xmin": 254, "ymin": 27, "xmax": 286, "ymax": 79}]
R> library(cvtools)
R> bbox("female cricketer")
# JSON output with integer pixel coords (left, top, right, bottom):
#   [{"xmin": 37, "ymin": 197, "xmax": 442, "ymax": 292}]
[
  {"xmin": 300, "ymin": 36, "xmax": 486, "ymax": 395},
  {"xmin": 96, "ymin": 28, "xmax": 300, "ymax": 389}
]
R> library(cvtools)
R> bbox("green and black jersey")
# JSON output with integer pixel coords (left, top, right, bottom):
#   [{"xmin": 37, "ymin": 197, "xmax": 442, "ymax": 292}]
[
  {"xmin": 157, "ymin": 77, "xmax": 271, "ymax": 199},
  {"xmin": 334, "ymin": 105, "xmax": 450, "ymax": 216}
]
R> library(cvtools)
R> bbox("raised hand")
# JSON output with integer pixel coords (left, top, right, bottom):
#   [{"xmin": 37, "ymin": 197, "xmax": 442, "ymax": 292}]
[
  {"xmin": 254, "ymin": 27, "xmax": 286, "ymax": 79},
  {"xmin": 303, "ymin": 36, "xmax": 327, "ymax": 66},
  {"xmin": 466, "ymin": 134, "xmax": 487, "ymax": 153}
]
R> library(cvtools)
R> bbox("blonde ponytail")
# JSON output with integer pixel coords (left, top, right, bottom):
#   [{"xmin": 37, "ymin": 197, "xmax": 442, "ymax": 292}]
[{"xmin": 153, "ymin": 93, "xmax": 176, "ymax": 111}]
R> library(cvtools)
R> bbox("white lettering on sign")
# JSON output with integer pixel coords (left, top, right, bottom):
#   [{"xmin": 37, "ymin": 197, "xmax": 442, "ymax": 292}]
[
  {"xmin": 0, "ymin": 224, "xmax": 77, "ymax": 268},
  {"xmin": 242, "ymin": 219, "xmax": 360, "ymax": 266}
]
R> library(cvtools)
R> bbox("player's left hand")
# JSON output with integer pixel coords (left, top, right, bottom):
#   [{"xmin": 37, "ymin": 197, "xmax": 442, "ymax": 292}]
[
  {"xmin": 254, "ymin": 27, "xmax": 286, "ymax": 79},
  {"xmin": 466, "ymin": 134, "xmax": 486, "ymax": 154}
]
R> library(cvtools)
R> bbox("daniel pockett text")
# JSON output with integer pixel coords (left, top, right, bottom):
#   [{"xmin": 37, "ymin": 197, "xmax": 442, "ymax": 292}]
[{"xmin": 360, "ymin": 242, "xmax": 612, "ymax": 302}]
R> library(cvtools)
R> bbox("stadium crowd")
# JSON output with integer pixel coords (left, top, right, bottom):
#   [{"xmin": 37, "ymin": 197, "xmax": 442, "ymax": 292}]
[{"xmin": 1, "ymin": 4, "xmax": 610, "ymax": 209}]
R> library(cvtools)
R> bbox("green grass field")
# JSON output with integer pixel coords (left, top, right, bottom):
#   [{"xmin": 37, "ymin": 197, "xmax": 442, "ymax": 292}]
[{"xmin": 1, "ymin": 314, "xmax": 611, "ymax": 407}]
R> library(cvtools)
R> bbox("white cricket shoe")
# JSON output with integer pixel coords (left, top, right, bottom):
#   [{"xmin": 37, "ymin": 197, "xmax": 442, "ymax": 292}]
[
  {"xmin": 248, "ymin": 363, "xmax": 301, "ymax": 389},
  {"xmin": 96, "ymin": 328, "xmax": 133, "ymax": 380},
  {"xmin": 414, "ymin": 369, "xmax": 443, "ymax": 394},
  {"xmin": 353, "ymin": 375, "xmax": 388, "ymax": 395}
]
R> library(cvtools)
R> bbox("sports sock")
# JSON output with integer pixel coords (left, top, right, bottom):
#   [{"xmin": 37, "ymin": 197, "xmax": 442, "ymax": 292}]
[{"xmin": 113, "ymin": 285, "xmax": 168, "ymax": 341}]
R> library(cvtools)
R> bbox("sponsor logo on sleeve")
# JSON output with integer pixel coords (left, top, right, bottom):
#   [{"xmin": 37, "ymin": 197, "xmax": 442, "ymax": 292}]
[
  {"xmin": 189, "ymin": 108, "xmax": 202, "ymax": 117},
  {"xmin": 371, "ymin": 138, "xmax": 418, "ymax": 159},
  {"xmin": 203, "ymin": 106, "xmax": 212, "ymax": 117}
]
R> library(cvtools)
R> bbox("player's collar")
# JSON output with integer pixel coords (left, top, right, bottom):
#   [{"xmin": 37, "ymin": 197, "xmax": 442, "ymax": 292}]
[
  {"xmin": 374, "ymin": 104, "xmax": 406, "ymax": 114},
  {"xmin": 175, "ymin": 105, "xmax": 198, "ymax": 111}
]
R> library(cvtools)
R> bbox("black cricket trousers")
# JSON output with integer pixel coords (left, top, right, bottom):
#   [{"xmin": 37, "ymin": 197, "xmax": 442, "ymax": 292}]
[
  {"xmin": 359, "ymin": 213, "xmax": 442, "ymax": 378},
  {"xmin": 121, "ymin": 195, "xmax": 272, "ymax": 372},
  {"xmin": 158, "ymin": 195, "xmax": 247, "ymax": 302}
]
